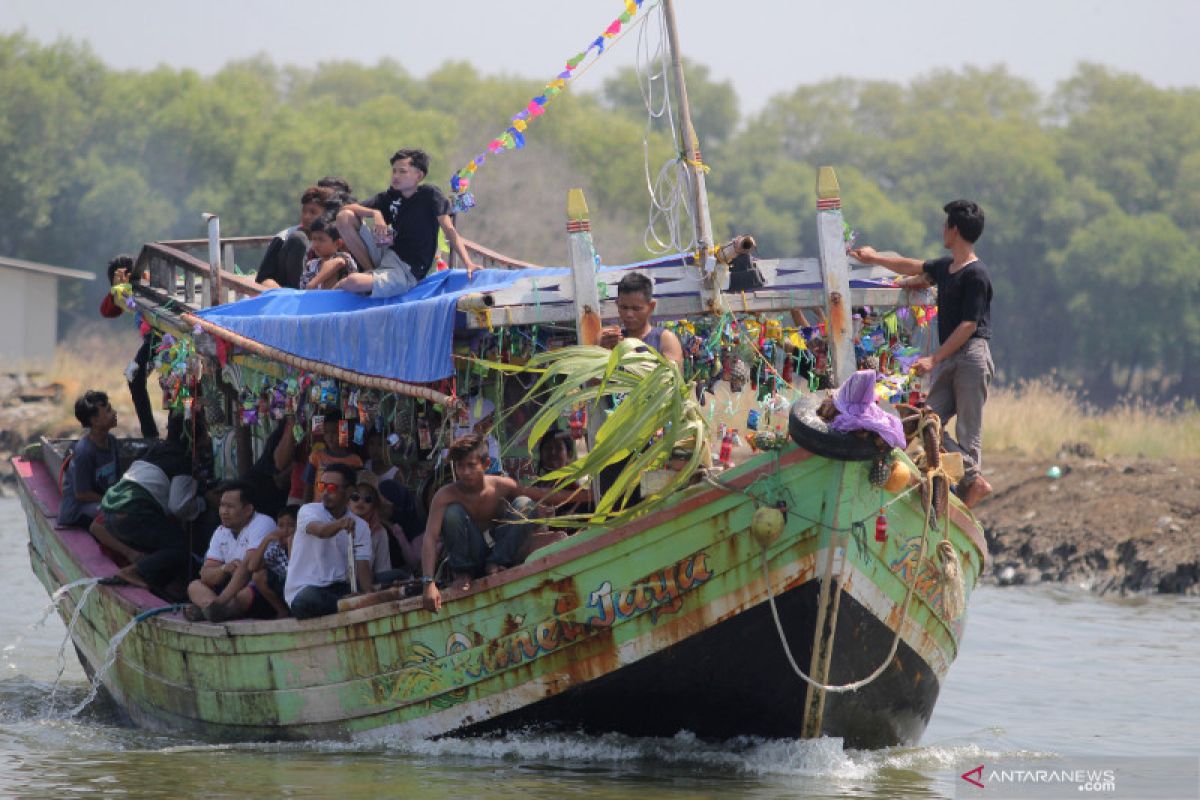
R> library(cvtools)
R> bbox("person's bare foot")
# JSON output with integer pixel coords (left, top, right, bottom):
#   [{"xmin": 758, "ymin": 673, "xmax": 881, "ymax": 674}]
[
  {"xmin": 962, "ymin": 476, "xmax": 993, "ymax": 509},
  {"xmin": 204, "ymin": 600, "xmax": 232, "ymax": 622}
]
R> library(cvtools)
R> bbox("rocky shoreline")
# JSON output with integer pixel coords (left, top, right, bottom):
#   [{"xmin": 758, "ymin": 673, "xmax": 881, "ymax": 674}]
[
  {"xmin": 975, "ymin": 453, "xmax": 1200, "ymax": 595},
  {"xmin": 0, "ymin": 375, "xmax": 69, "ymax": 491}
]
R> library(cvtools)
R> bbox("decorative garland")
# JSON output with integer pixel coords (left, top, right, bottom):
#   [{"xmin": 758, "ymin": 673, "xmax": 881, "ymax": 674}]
[
  {"xmin": 141, "ymin": 299, "xmax": 934, "ymax": 482},
  {"xmin": 448, "ymin": 0, "xmax": 647, "ymax": 212}
]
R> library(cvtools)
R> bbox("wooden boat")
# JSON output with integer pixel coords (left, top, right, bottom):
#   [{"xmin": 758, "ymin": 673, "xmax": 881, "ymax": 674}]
[{"xmin": 14, "ymin": 0, "xmax": 986, "ymax": 748}]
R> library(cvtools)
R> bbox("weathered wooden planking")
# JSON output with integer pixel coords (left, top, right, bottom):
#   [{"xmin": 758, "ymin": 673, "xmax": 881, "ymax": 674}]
[{"xmin": 19, "ymin": 442, "xmax": 982, "ymax": 743}]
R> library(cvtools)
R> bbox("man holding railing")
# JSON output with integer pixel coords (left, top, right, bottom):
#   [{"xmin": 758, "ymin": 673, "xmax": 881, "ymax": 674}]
[{"xmin": 851, "ymin": 199, "xmax": 994, "ymax": 508}]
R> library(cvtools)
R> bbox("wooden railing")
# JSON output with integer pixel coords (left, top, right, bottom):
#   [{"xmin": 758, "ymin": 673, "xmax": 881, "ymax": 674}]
[
  {"xmin": 136, "ymin": 238, "xmax": 268, "ymax": 309},
  {"xmin": 135, "ymin": 232, "xmax": 536, "ymax": 312},
  {"xmin": 458, "ymin": 238, "xmax": 541, "ymax": 270}
]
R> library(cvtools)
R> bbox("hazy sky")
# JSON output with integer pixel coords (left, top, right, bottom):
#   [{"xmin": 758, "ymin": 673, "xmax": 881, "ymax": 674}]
[{"xmin": 4, "ymin": 0, "xmax": 1198, "ymax": 112}]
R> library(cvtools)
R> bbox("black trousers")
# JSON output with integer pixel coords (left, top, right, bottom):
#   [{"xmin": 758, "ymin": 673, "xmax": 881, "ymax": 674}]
[{"xmin": 129, "ymin": 332, "xmax": 160, "ymax": 438}]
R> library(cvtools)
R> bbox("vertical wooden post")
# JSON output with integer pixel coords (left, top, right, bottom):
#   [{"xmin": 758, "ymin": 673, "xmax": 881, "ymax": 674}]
[
  {"xmin": 567, "ymin": 189, "xmax": 601, "ymax": 346},
  {"xmin": 815, "ymin": 167, "xmax": 855, "ymax": 387},
  {"xmin": 222, "ymin": 242, "xmax": 236, "ymax": 304},
  {"xmin": 800, "ymin": 465, "xmax": 852, "ymax": 739},
  {"xmin": 567, "ymin": 188, "xmax": 603, "ymax": 504},
  {"xmin": 662, "ymin": 0, "xmax": 723, "ymax": 314},
  {"xmin": 800, "ymin": 169, "xmax": 856, "ymax": 735},
  {"xmin": 202, "ymin": 213, "xmax": 222, "ymax": 309}
]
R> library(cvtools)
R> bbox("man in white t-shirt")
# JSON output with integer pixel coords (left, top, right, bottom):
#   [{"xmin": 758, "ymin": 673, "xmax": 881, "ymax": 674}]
[
  {"xmin": 285, "ymin": 463, "xmax": 374, "ymax": 620},
  {"xmin": 185, "ymin": 482, "xmax": 275, "ymax": 621}
]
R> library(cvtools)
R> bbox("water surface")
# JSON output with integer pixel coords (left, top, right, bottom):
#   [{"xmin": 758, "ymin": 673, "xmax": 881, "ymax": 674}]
[{"xmin": 2, "ymin": 495, "xmax": 1196, "ymax": 798}]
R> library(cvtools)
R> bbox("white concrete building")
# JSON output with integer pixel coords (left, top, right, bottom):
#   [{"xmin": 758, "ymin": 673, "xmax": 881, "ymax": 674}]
[{"xmin": 0, "ymin": 256, "xmax": 96, "ymax": 367}]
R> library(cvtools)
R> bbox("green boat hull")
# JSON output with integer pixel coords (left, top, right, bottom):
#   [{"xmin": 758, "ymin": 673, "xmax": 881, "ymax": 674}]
[{"xmin": 16, "ymin": 443, "xmax": 985, "ymax": 748}]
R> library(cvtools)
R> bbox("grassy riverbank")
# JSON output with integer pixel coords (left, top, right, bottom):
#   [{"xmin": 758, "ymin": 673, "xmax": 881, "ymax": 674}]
[{"xmin": 982, "ymin": 380, "xmax": 1200, "ymax": 460}]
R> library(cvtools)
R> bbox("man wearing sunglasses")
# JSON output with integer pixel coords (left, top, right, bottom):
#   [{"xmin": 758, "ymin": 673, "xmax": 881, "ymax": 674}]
[{"xmin": 285, "ymin": 463, "xmax": 374, "ymax": 619}]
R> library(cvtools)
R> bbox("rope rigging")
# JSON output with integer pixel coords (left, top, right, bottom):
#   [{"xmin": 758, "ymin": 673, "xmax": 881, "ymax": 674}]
[
  {"xmin": 703, "ymin": 414, "xmax": 967, "ymax": 695},
  {"xmin": 636, "ymin": 2, "xmax": 699, "ymax": 256}
]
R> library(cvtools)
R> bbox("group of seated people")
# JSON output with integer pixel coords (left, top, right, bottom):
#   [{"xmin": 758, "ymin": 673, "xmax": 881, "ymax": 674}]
[
  {"xmin": 254, "ymin": 148, "xmax": 479, "ymax": 297},
  {"xmin": 61, "ymin": 159, "xmax": 687, "ymax": 622},
  {"xmin": 60, "ymin": 388, "xmax": 587, "ymax": 623}
]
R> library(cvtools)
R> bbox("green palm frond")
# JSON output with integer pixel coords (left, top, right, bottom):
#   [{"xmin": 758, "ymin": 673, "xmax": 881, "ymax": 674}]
[{"xmin": 511, "ymin": 339, "xmax": 712, "ymax": 527}]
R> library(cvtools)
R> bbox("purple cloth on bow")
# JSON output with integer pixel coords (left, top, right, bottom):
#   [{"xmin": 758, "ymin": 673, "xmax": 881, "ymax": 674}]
[{"xmin": 829, "ymin": 370, "xmax": 906, "ymax": 449}]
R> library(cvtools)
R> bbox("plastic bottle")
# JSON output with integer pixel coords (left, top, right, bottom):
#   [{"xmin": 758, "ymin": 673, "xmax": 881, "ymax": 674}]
[
  {"xmin": 719, "ymin": 429, "xmax": 734, "ymax": 466},
  {"xmin": 875, "ymin": 512, "xmax": 888, "ymax": 543}
]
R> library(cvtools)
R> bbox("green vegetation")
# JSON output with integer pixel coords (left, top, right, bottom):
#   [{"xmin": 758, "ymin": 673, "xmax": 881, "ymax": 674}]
[
  {"xmin": 983, "ymin": 380, "xmax": 1200, "ymax": 460},
  {"xmin": 3, "ymin": 33, "xmax": 1198, "ymax": 403},
  {"xmin": 509, "ymin": 340, "xmax": 709, "ymax": 524}
]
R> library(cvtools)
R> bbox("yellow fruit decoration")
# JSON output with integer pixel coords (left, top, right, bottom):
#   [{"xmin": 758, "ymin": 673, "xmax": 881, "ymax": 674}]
[
  {"xmin": 884, "ymin": 460, "xmax": 912, "ymax": 493},
  {"xmin": 750, "ymin": 506, "xmax": 785, "ymax": 548}
]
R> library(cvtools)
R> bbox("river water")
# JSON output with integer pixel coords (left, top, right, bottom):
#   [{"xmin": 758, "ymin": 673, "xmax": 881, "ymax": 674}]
[{"xmin": 1, "ymin": 494, "xmax": 1197, "ymax": 799}]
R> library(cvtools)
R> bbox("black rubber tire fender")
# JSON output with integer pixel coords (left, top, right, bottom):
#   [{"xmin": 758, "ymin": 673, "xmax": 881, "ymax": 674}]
[{"xmin": 787, "ymin": 393, "xmax": 884, "ymax": 462}]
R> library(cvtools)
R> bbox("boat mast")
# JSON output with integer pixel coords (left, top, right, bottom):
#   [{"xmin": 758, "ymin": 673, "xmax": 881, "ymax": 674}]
[{"xmin": 660, "ymin": 0, "xmax": 724, "ymax": 312}]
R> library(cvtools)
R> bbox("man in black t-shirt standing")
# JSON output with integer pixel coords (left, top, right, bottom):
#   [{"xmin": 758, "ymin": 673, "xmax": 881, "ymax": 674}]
[
  {"xmin": 851, "ymin": 199, "xmax": 994, "ymax": 508},
  {"xmin": 335, "ymin": 148, "xmax": 479, "ymax": 298}
]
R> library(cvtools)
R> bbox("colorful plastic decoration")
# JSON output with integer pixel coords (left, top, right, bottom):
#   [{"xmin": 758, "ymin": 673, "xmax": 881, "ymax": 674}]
[{"xmin": 449, "ymin": 0, "xmax": 646, "ymax": 208}]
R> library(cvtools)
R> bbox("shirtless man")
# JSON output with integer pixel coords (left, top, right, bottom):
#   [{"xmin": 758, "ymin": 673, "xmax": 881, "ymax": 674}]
[{"xmin": 421, "ymin": 433, "xmax": 581, "ymax": 613}]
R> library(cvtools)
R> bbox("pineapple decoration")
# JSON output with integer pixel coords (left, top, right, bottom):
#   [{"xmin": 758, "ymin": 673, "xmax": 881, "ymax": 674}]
[
  {"xmin": 728, "ymin": 357, "xmax": 751, "ymax": 393},
  {"xmin": 868, "ymin": 453, "xmax": 894, "ymax": 488}
]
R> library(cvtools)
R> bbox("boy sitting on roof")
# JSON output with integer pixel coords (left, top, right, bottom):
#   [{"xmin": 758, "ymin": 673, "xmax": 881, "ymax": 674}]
[
  {"xmin": 334, "ymin": 148, "xmax": 479, "ymax": 297},
  {"xmin": 298, "ymin": 215, "xmax": 358, "ymax": 290},
  {"xmin": 421, "ymin": 433, "xmax": 584, "ymax": 613},
  {"xmin": 255, "ymin": 185, "xmax": 331, "ymax": 289},
  {"xmin": 183, "ymin": 481, "xmax": 276, "ymax": 621}
]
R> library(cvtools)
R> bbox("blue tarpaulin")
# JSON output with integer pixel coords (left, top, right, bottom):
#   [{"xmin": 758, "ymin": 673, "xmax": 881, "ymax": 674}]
[{"xmin": 195, "ymin": 268, "xmax": 567, "ymax": 384}]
